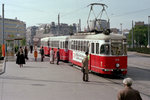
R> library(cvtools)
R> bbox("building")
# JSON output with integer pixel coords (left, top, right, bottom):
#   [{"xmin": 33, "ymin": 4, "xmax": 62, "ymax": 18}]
[
  {"xmin": 26, "ymin": 22, "xmax": 77, "ymax": 46},
  {"xmin": 135, "ymin": 21, "xmax": 144, "ymax": 26},
  {"xmin": 26, "ymin": 26, "xmax": 38, "ymax": 45},
  {"xmin": 0, "ymin": 18, "xmax": 26, "ymax": 45},
  {"xmin": 111, "ymin": 28, "xmax": 119, "ymax": 33}
]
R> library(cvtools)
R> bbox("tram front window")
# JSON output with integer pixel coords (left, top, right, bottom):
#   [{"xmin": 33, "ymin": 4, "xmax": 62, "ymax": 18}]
[
  {"xmin": 100, "ymin": 44, "xmax": 110, "ymax": 55},
  {"xmin": 111, "ymin": 43, "xmax": 123, "ymax": 55}
]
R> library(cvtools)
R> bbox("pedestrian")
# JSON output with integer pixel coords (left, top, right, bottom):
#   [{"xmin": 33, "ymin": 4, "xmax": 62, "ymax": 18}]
[
  {"xmin": 34, "ymin": 47, "xmax": 38, "ymax": 61},
  {"xmin": 117, "ymin": 78, "xmax": 142, "ymax": 100},
  {"xmin": 40, "ymin": 46, "xmax": 44, "ymax": 62},
  {"xmin": 56, "ymin": 48, "xmax": 60, "ymax": 65},
  {"xmin": 50, "ymin": 48, "xmax": 55, "ymax": 64},
  {"xmin": 24, "ymin": 46, "xmax": 28, "ymax": 60},
  {"xmin": 30, "ymin": 45, "xmax": 33, "ymax": 53},
  {"xmin": 82, "ymin": 52, "xmax": 89, "ymax": 82},
  {"xmin": 16, "ymin": 47, "xmax": 25, "ymax": 68}
]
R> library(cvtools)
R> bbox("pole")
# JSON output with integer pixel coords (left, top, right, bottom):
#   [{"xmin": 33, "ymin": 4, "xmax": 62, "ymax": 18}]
[
  {"xmin": 120, "ymin": 23, "xmax": 123, "ymax": 35},
  {"xmin": 132, "ymin": 20, "xmax": 134, "ymax": 48},
  {"xmin": 2, "ymin": 4, "xmax": 5, "ymax": 57},
  {"xmin": 148, "ymin": 16, "xmax": 150, "ymax": 48},
  {"xmin": 58, "ymin": 13, "xmax": 60, "ymax": 35}
]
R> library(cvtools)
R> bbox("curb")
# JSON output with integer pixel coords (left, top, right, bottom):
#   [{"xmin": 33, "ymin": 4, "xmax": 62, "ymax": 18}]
[
  {"xmin": 0, "ymin": 57, "xmax": 6, "ymax": 75},
  {"xmin": 136, "ymin": 52, "xmax": 150, "ymax": 57}
]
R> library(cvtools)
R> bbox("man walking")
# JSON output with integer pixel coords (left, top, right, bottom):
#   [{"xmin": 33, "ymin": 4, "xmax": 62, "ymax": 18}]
[
  {"xmin": 56, "ymin": 48, "xmax": 60, "ymax": 65},
  {"xmin": 40, "ymin": 46, "xmax": 44, "ymax": 62},
  {"xmin": 82, "ymin": 52, "xmax": 89, "ymax": 82},
  {"xmin": 117, "ymin": 78, "xmax": 142, "ymax": 100}
]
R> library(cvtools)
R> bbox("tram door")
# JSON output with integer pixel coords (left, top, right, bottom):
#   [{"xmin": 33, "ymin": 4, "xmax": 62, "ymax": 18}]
[{"xmin": 89, "ymin": 42, "xmax": 100, "ymax": 73}]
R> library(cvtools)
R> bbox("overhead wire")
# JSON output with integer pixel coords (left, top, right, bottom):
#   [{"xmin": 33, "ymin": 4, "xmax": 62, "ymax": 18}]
[{"xmin": 111, "ymin": 7, "xmax": 150, "ymax": 18}]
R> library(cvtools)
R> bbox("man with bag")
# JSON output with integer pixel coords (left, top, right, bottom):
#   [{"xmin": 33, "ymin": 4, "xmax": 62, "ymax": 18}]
[
  {"xmin": 40, "ymin": 46, "xmax": 44, "ymax": 62},
  {"xmin": 82, "ymin": 52, "xmax": 89, "ymax": 82}
]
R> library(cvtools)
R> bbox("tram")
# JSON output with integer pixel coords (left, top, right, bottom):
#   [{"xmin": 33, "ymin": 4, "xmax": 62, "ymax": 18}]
[
  {"xmin": 69, "ymin": 32, "xmax": 127, "ymax": 75},
  {"xmin": 40, "ymin": 31, "xmax": 127, "ymax": 75},
  {"xmin": 40, "ymin": 3, "xmax": 127, "ymax": 75}
]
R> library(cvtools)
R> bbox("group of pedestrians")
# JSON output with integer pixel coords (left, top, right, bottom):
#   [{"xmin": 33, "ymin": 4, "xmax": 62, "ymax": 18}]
[
  {"xmin": 49, "ymin": 48, "xmax": 60, "ymax": 65},
  {"xmin": 16, "ymin": 46, "xmax": 142, "ymax": 100}
]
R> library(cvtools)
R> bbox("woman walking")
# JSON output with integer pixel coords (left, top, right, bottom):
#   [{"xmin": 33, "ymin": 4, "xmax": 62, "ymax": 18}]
[
  {"xmin": 50, "ymin": 48, "xmax": 55, "ymax": 64},
  {"xmin": 16, "ymin": 47, "xmax": 25, "ymax": 68},
  {"xmin": 34, "ymin": 47, "xmax": 38, "ymax": 61}
]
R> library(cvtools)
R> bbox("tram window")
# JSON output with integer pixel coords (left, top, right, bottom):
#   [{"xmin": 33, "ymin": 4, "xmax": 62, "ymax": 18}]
[
  {"xmin": 71, "ymin": 41, "xmax": 73, "ymax": 49},
  {"xmin": 73, "ymin": 41, "xmax": 75, "ymax": 50},
  {"xmin": 77, "ymin": 41, "xmax": 79, "ymax": 51},
  {"xmin": 123, "ymin": 44, "xmax": 127, "ymax": 55},
  {"xmin": 57, "ymin": 41, "xmax": 59, "ymax": 48},
  {"xmin": 75, "ymin": 41, "xmax": 77, "ymax": 50},
  {"xmin": 87, "ymin": 41, "xmax": 89, "ymax": 52},
  {"xmin": 51, "ymin": 41, "xmax": 53, "ymax": 47},
  {"xmin": 61, "ymin": 41, "xmax": 62, "ymax": 48},
  {"xmin": 81, "ymin": 41, "xmax": 83, "ymax": 51},
  {"xmin": 63, "ymin": 42, "xmax": 65, "ymax": 48},
  {"xmin": 79, "ymin": 41, "xmax": 81, "ymax": 51},
  {"xmin": 96, "ymin": 43, "xmax": 99, "ymax": 54},
  {"xmin": 65, "ymin": 41, "xmax": 68, "ymax": 49},
  {"xmin": 91, "ymin": 43, "xmax": 95, "ymax": 53},
  {"xmin": 100, "ymin": 44, "xmax": 110, "ymax": 55},
  {"xmin": 111, "ymin": 43, "xmax": 123, "ymax": 55},
  {"xmin": 83, "ymin": 41, "xmax": 86, "ymax": 52},
  {"xmin": 47, "ymin": 41, "xmax": 49, "ymax": 47}
]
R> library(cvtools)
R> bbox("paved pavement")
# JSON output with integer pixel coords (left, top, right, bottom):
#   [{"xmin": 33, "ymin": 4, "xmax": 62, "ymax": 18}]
[
  {"xmin": 128, "ymin": 51, "xmax": 150, "ymax": 70},
  {"xmin": 0, "ymin": 53, "xmax": 120, "ymax": 100}
]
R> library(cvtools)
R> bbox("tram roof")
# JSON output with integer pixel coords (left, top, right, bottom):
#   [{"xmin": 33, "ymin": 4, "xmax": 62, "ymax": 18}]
[
  {"xmin": 49, "ymin": 35, "xmax": 70, "ymax": 40},
  {"xmin": 70, "ymin": 32, "xmax": 126, "ymax": 40},
  {"xmin": 41, "ymin": 37, "xmax": 49, "ymax": 41}
]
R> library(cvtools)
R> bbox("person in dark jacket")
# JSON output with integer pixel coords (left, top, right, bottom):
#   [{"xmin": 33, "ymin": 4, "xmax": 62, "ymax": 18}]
[
  {"xmin": 82, "ymin": 52, "xmax": 89, "ymax": 82},
  {"xmin": 117, "ymin": 78, "xmax": 142, "ymax": 100},
  {"xmin": 30, "ymin": 45, "xmax": 33, "ymax": 53},
  {"xmin": 56, "ymin": 48, "xmax": 60, "ymax": 65},
  {"xmin": 24, "ymin": 46, "xmax": 28, "ymax": 60},
  {"xmin": 16, "ymin": 47, "xmax": 25, "ymax": 68},
  {"xmin": 40, "ymin": 46, "xmax": 44, "ymax": 62}
]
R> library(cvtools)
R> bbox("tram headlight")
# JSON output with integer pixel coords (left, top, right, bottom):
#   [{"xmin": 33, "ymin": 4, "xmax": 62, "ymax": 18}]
[{"xmin": 116, "ymin": 63, "xmax": 120, "ymax": 68}]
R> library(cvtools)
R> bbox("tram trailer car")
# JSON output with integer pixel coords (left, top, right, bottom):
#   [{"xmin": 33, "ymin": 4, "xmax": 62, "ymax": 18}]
[
  {"xmin": 41, "ymin": 36, "xmax": 69, "ymax": 61},
  {"xmin": 41, "ymin": 37, "xmax": 50, "ymax": 56},
  {"xmin": 41, "ymin": 32, "xmax": 127, "ymax": 75}
]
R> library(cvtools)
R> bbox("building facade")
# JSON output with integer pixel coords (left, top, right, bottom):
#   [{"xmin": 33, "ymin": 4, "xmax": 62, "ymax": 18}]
[{"xmin": 0, "ymin": 18, "xmax": 26, "ymax": 45}]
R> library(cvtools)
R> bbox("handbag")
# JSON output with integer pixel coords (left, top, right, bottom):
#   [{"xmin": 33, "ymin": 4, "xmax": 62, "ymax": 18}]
[{"xmin": 81, "ymin": 67, "xmax": 85, "ymax": 73}]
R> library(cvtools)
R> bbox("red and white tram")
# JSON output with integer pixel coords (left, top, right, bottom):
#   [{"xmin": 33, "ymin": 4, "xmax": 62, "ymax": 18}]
[
  {"xmin": 41, "ymin": 32, "xmax": 127, "ymax": 75},
  {"xmin": 41, "ymin": 37, "xmax": 50, "ymax": 56},
  {"xmin": 69, "ymin": 32, "xmax": 127, "ymax": 75},
  {"xmin": 41, "ymin": 36, "xmax": 69, "ymax": 61}
]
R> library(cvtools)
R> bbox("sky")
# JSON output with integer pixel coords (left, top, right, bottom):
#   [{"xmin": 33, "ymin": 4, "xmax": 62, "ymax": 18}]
[{"xmin": 0, "ymin": 0, "xmax": 150, "ymax": 30}]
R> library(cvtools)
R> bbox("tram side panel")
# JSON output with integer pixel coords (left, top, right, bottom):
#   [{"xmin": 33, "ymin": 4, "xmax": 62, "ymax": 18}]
[{"xmin": 90, "ymin": 55, "xmax": 127, "ymax": 75}]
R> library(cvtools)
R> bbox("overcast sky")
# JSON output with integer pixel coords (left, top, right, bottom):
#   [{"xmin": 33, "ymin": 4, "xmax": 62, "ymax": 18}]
[{"xmin": 1, "ymin": 0, "xmax": 150, "ymax": 30}]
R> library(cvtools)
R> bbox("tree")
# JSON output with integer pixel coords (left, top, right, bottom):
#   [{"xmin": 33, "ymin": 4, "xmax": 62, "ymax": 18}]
[
  {"xmin": 128, "ymin": 25, "xmax": 148, "ymax": 47},
  {"xmin": 21, "ymin": 38, "xmax": 26, "ymax": 46}
]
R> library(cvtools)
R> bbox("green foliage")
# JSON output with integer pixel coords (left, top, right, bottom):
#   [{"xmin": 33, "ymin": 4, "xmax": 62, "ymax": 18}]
[
  {"xmin": 128, "ymin": 25, "xmax": 148, "ymax": 47},
  {"xmin": 21, "ymin": 38, "xmax": 26, "ymax": 46},
  {"xmin": 128, "ymin": 47, "xmax": 150, "ymax": 54}
]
